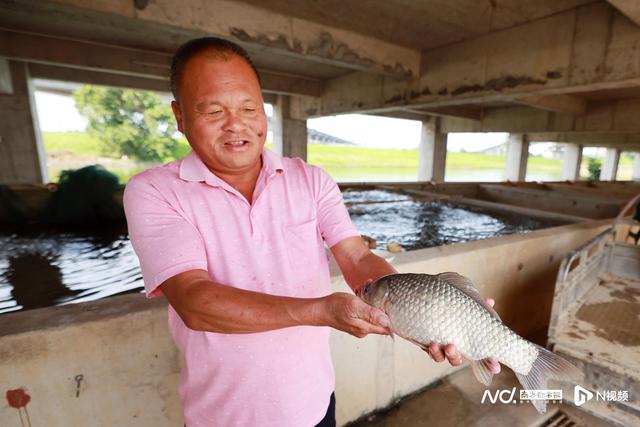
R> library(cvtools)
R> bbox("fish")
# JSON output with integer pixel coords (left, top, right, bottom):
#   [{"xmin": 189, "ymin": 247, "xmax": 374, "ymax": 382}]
[{"xmin": 357, "ymin": 272, "xmax": 583, "ymax": 413}]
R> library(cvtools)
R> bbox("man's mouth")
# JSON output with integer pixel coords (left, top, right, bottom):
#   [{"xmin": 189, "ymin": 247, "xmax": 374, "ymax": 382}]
[{"xmin": 224, "ymin": 140, "xmax": 250, "ymax": 147}]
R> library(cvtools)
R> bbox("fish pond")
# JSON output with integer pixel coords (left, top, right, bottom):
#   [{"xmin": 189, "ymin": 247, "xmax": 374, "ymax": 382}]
[{"xmin": 0, "ymin": 190, "xmax": 564, "ymax": 314}]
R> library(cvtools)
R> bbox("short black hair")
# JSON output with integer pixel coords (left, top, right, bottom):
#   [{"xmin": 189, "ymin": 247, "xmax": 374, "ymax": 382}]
[{"xmin": 170, "ymin": 37, "xmax": 261, "ymax": 101}]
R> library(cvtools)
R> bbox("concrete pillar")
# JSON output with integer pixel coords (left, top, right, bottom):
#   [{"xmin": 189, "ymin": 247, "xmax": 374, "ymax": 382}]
[
  {"xmin": 633, "ymin": 153, "xmax": 640, "ymax": 182},
  {"xmin": 270, "ymin": 95, "xmax": 307, "ymax": 161},
  {"xmin": 0, "ymin": 59, "xmax": 47, "ymax": 184},
  {"xmin": 600, "ymin": 148, "xmax": 621, "ymax": 181},
  {"xmin": 418, "ymin": 117, "xmax": 447, "ymax": 182},
  {"xmin": 562, "ymin": 143, "xmax": 583, "ymax": 181},
  {"xmin": 504, "ymin": 133, "xmax": 529, "ymax": 181},
  {"xmin": 271, "ymin": 95, "xmax": 284, "ymax": 156}
]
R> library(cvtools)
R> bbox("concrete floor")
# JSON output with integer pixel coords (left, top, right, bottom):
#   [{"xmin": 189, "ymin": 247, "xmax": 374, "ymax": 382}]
[{"xmin": 347, "ymin": 367, "xmax": 615, "ymax": 427}]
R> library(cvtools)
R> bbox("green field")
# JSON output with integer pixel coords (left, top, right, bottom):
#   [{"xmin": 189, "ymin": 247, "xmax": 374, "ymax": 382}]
[{"xmin": 42, "ymin": 132, "xmax": 634, "ymax": 183}]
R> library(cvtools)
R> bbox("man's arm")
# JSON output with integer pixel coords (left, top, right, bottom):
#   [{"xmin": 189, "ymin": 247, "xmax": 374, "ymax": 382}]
[{"xmin": 160, "ymin": 269, "xmax": 391, "ymax": 338}]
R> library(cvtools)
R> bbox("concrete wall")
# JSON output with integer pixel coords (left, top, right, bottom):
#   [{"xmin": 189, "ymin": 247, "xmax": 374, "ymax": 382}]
[{"xmin": 0, "ymin": 220, "xmax": 609, "ymax": 426}]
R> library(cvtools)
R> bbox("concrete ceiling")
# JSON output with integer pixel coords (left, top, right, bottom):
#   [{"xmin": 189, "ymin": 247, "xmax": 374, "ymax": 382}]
[
  {"xmin": 239, "ymin": 0, "xmax": 594, "ymax": 51},
  {"xmin": 2, "ymin": 0, "xmax": 640, "ymax": 149}
]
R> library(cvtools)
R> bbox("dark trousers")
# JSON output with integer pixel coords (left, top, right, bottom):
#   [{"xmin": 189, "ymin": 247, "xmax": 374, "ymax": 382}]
[
  {"xmin": 315, "ymin": 392, "xmax": 336, "ymax": 427},
  {"xmin": 185, "ymin": 392, "xmax": 336, "ymax": 427}
]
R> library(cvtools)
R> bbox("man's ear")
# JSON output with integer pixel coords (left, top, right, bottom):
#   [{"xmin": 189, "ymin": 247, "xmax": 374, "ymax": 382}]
[{"xmin": 171, "ymin": 100, "xmax": 184, "ymax": 134}]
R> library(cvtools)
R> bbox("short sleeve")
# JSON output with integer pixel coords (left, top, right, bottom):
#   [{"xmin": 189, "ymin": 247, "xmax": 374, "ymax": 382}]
[
  {"xmin": 312, "ymin": 166, "xmax": 360, "ymax": 248},
  {"xmin": 123, "ymin": 175, "xmax": 208, "ymax": 298}
]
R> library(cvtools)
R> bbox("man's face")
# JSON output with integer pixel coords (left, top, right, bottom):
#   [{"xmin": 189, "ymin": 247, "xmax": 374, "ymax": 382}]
[{"xmin": 172, "ymin": 53, "xmax": 267, "ymax": 176}]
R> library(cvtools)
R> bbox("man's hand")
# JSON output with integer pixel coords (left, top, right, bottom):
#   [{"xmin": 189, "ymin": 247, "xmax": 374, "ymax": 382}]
[
  {"xmin": 424, "ymin": 297, "xmax": 501, "ymax": 374},
  {"xmin": 318, "ymin": 292, "xmax": 391, "ymax": 338}
]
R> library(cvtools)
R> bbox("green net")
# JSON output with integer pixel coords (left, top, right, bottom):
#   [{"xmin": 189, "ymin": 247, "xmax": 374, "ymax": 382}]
[{"xmin": 45, "ymin": 165, "xmax": 125, "ymax": 224}]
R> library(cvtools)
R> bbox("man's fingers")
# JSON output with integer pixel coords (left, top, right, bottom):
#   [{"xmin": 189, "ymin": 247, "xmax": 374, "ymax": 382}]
[
  {"xmin": 484, "ymin": 358, "xmax": 501, "ymax": 374},
  {"xmin": 444, "ymin": 344, "xmax": 463, "ymax": 366},
  {"xmin": 428, "ymin": 342, "xmax": 446, "ymax": 362},
  {"xmin": 350, "ymin": 319, "xmax": 389, "ymax": 336}
]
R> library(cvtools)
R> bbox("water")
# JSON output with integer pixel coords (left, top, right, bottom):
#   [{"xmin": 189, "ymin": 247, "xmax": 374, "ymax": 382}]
[
  {"xmin": 0, "ymin": 191, "xmax": 562, "ymax": 315},
  {"xmin": 346, "ymin": 191, "xmax": 561, "ymax": 250},
  {"xmin": 0, "ymin": 224, "xmax": 142, "ymax": 315}
]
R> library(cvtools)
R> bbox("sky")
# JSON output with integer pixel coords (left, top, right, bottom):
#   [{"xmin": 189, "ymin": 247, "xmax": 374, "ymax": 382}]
[{"xmin": 33, "ymin": 90, "xmax": 604, "ymax": 156}]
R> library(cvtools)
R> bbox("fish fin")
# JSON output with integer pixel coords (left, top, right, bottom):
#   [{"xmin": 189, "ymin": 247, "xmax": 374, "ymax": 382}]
[
  {"xmin": 470, "ymin": 359, "xmax": 494, "ymax": 386},
  {"xmin": 514, "ymin": 344, "xmax": 584, "ymax": 414},
  {"xmin": 437, "ymin": 272, "xmax": 501, "ymax": 321}
]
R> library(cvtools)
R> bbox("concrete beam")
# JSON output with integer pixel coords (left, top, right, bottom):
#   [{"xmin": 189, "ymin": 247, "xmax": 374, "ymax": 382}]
[
  {"xmin": 527, "ymin": 132, "xmax": 640, "ymax": 147},
  {"xmin": 418, "ymin": 118, "xmax": 447, "ymax": 182},
  {"xmin": 308, "ymin": 3, "xmax": 640, "ymax": 117},
  {"xmin": 438, "ymin": 98, "xmax": 640, "ymax": 138},
  {"xmin": 515, "ymin": 95, "xmax": 587, "ymax": 116},
  {"xmin": 633, "ymin": 153, "xmax": 640, "ymax": 181},
  {"xmin": 28, "ymin": 63, "xmax": 170, "ymax": 93},
  {"xmin": 600, "ymin": 148, "xmax": 621, "ymax": 181},
  {"xmin": 33, "ymin": 0, "xmax": 420, "ymax": 78},
  {"xmin": 0, "ymin": 29, "xmax": 323, "ymax": 97},
  {"xmin": 562, "ymin": 144, "xmax": 583, "ymax": 181},
  {"xmin": 504, "ymin": 134, "xmax": 529, "ymax": 181},
  {"xmin": 410, "ymin": 106, "xmax": 483, "ymax": 121},
  {"xmin": 0, "ymin": 61, "xmax": 47, "ymax": 184},
  {"xmin": 607, "ymin": 0, "xmax": 640, "ymax": 26}
]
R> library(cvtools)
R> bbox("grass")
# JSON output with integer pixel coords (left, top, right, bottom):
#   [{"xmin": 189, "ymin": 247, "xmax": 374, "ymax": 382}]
[
  {"xmin": 43, "ymin": 131, "xmax": 103, "ymax": 156},
  {"xmin": 41, "ymin": 132, "xmax": 635, "ymax": 183}
]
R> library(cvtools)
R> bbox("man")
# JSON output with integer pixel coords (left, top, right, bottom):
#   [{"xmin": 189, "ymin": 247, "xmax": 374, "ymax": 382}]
[{"xmin": 123, "ymin": 37, "xmax": 499, "ymax": 427}]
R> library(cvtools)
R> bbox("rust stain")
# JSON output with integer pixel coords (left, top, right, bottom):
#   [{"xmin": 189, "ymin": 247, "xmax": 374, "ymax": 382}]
[
  {"xmin": 230, "ymin": 28, "xmax": 413, "ymax": 78},
  {"xmin": 546, "ymin": 70, "xmax": 562, "ymax": 79},
  {"xmin": 437, "ymin": 88, "xmax": 448, "ymax": 96},
  {"xmin": 450, "ymin": 84, "xmax": 484, "ymax": 96},
  {"xmin": 409, "ymin": 87, "xmax": 432, "ymax": 100},
  {"xmin": 451, "ymin": 75, "xmax": 547, "ymax": 96},
  {"xmin": 610, "ymin": 286, "xmax": 640, "ymax": 301},
  {"xmin": 566, "ymin": 331, "xmax": 585, "ymax": 340},
  {"xmin": 575, "ymin": 301, "xmax": 640, "ymax": 346},
  {"xmin": 385, "ymin": 94, "xmax": 404, "ymax": 104},
  {"xmin": 230, "ymin": 28, "xmax": 296, "ymax": 53}
]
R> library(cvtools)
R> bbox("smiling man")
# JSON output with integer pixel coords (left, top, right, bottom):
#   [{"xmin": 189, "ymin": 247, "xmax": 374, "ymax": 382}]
[{"xmin": 123, "ymin": 37, "xmax": 498, "ymax": 427}]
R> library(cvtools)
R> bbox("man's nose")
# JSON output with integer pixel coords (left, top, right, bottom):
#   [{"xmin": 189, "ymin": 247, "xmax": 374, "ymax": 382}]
[{"xmin": 222, "ymin": 111, "xmax": 246, "ymax": 132}]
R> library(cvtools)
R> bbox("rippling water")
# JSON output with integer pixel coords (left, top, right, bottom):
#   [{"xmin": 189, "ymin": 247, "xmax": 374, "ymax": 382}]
[
  {"xmin": 345, "ymin": 190, "xmax": 561, "ymax": 250},
  {"xmin": 0, "ymin": 224, "xmax": 142, "ymax": 315},
  {"xmin": 0, "ymin": 190, "xmax": 561, "ymax": 315}
]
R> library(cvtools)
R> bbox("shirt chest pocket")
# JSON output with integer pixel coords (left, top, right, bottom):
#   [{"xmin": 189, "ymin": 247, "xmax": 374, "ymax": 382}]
[{"xmin": 280, "ymin": 218, "xmax": 320, "ymax": 278}]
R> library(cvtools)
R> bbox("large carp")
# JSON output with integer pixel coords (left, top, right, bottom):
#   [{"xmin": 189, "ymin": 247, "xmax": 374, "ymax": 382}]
[{"xmin": 357, "ymin": 272, "xmax": 582, "ymax": 413}]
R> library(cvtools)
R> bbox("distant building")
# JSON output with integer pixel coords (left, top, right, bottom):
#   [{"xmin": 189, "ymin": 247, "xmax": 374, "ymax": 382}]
[{"xmin": 307, "ymin": 128, "xmax": 356, "ymax": 145}]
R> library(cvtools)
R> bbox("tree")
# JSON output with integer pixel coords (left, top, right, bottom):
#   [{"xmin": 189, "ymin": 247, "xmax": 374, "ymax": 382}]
[
  {"xmin": 73, "ymin": 85, "xmax": 180, "ymax": 162},
  {"xmin": 587, "ymin": 157, "xmax": 602, "ymax": 180}
]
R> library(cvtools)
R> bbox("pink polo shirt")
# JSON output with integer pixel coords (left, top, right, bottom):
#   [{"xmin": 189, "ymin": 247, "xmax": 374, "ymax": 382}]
[{"xmin": 123, "ymin": 148, "xmax": 359, "ymax": 427}]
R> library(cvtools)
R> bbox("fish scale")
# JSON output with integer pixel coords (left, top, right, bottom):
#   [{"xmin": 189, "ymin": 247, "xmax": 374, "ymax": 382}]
[{"xmin": 359, "ymin": 272, "xmax": 583, "ymax": 414}]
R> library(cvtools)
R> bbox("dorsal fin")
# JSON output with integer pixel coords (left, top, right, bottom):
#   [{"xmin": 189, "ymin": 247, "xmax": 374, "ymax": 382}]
[{"xmin": 436, "ymin": 272, "xmax": 501, "ymax": 321}]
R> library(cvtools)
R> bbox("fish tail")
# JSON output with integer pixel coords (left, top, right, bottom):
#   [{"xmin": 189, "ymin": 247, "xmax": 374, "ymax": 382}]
[{"xmin": 515, "ymin": 344, "xmax": 583, "ymax": 414}]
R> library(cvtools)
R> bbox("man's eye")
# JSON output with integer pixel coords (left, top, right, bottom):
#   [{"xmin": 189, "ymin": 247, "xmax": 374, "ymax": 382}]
[{"xmin": 206, "ymin": 110, "xmax": 222, "ymax": 116}]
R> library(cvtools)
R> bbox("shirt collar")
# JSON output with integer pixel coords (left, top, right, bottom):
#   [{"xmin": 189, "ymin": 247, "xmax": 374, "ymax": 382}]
[{"xmin": 179, "ymin": 147, "xmax": 285, "ymax": 187}]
